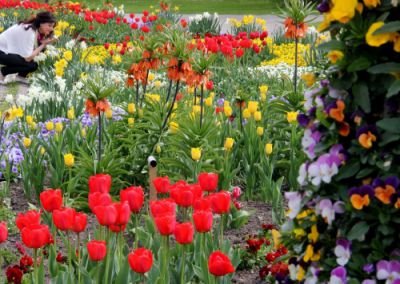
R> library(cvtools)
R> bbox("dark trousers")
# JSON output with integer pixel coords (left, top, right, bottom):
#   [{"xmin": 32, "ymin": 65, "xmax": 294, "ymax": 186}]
[{"xmin": 0, "ymin": 50, "xmax": 38, "ymax": 77}]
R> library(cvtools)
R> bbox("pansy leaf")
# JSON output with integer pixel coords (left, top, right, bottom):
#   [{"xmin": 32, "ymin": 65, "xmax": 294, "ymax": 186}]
[
  {"xmin": 336, "ymin": 161, "xmax": 360, "ymax": 181},
  {"xmin": 356, "ymin": 167, "xmax": 375, "ymax": 179},
  {"xmin": 318, "ymin": 40, "xmax": 345, "ymax": 51},
  {"xmin": 352, "ymin": 83, "xmax": 370, "ymax": 113},
  {"xmin": 347, "ymin": 221, "xmax": 369, "ymax": 240},
  {"xmin": 347, "ymin": 57, "xmax": 371, "ymax": 72},
  {"xmin": 373, "ymin": 21, "xmax": 400, "ymax": 34},
  {"xmin": 368, "ymin": 63, "xmax": 400, "ymax": 74},
  {"xmin": 377, "ymin": 118, "xmax": 400, "ymax": 133},
  {"xmin": 387, "ymin": 80, "xmax": 400, "ymax": 98}
]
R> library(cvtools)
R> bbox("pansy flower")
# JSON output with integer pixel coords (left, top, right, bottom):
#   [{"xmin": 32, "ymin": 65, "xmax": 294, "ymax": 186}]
[
  {"xmin": 357, "ymin": 125, "xmax": 378, "ymax": 149},
  {"xmin": 372, "ymin": 176, "xmax": 399, "ymax": 205},
  {"xmin": 327, "ymin": 100, "xmax": 346, "ymax": 122},
  {"xmin": 348, "ymin": 185, "xmax": 374, "ymax": 210},
  {"xmin": 334, "ymin": 239, "xmax": 351, "ymax": 266}
]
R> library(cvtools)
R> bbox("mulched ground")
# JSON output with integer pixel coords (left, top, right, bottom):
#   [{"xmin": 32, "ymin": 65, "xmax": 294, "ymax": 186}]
[{"xmin": 3, "ymin": 181, "xmax": 273, "ymax": 283}]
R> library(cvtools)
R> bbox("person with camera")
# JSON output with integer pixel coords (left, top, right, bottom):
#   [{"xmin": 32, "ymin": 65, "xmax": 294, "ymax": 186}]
[{"xmin": 0, "ymin": 11, "xmax": 57, "ymax": 84}]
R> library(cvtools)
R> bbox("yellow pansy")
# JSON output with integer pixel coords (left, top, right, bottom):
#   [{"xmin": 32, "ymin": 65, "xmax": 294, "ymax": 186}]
[
  {"xmin": 327, "ymin": 50, "xmax": 344, "ymax": 64},
  {"xmin": 191, "ymin": 147, "xmax": 201, "ymax": 161},
  {"xmin": 303, "ymin": 244, "xmax": 314, "ymax": 262},
  {"xmin": 308, "ymin": 225, "xmax": 319, "ymax": 243},
  {"xmin": 294, "ymin": 228, "xmax": 306, "ymax": 238},
  {"xmin": 297, "ymin": 266, "xmax": 305, "ymax": 281},
  {"xmin": 366, "ymin": 22, "xmax": 393, "ymax": 47},
  {"xmin": 330, "ymin": 0, "xmax": 358, "ymax": 23},
  {"xmin": 128, "ymin": 103, "xmax": 135, "ymax": 114},
  {"xmin": 363, "ymin": 0, "xmax": 380, "ymax": 8}
]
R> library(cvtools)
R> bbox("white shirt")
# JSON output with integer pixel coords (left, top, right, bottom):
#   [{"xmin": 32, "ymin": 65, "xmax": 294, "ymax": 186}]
[{"xmin": 0, "ymin": 24, "xmax": 35, "ymax": 58}]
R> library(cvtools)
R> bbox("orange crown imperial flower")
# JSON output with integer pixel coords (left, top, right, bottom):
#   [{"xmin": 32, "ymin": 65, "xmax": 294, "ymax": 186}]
[{"xmin": 85, "ymin": 98, "xmax": 110, "ymax": 117}]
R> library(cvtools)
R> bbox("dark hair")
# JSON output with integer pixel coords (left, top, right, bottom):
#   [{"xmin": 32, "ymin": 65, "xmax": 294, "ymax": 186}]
[{"xmin": 20, "ymin": 11, "xmax": 57, "ymax": 31}]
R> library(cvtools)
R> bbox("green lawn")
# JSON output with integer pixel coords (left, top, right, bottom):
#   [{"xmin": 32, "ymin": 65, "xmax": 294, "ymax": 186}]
[{"xmin": 73, "ymin": 0, "xmax": 282, "ymax": 14}]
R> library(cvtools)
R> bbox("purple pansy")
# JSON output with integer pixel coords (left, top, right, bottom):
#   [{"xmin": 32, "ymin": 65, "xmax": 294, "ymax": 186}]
[
  {"xmin": 334, "ymin": 239, "xmax": 351, "ymax": 266},
  {"xmin": 329, "ymin": 266, "xmax": 347, "ymax": 284}
]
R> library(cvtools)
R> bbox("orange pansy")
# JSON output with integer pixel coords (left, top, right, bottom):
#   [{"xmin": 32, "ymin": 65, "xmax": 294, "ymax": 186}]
[
  {"xmin": 350, "ymin": 194, "xmax": 370, "ymax": 210},
  {"xmin": 358, "ymin": 131, "xmax": 376, "ymax": 149},
  {"xmin": 375, "ymin": 185, "xmax": 395, "ymax": 204}
]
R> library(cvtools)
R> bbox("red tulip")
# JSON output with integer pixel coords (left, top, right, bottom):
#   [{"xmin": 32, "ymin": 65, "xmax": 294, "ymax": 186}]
[
  {"xmin": 150, "ymin": 199, "xmax": 176, "ymax": 218},
  {"xmin": 88, "ymin": 192, "xmax": 112, "ymax": 212},
  {"xmin": 174, "ymin": 222, "xmax": 194, "ymax": 244},
  {"xmin": 128, "ymin": 248, "xmax": 153, "ymax": 273},
  {"xmin": 154, "ymin": 215, "xmax": 176, "ymax": 236},
  {"xmin": 193, "ymin": 198, "xmax": 211, "ymax": 211},
  {"xmin": 52, "ymin": 207, "xmax": 75, "ymax": 231},
  {"xmin": 170, "ymin": 184, "xmax": 195, "ymax": 208},
  {"xmin": 193, "ymin": 210, "xmax": 213, "ymax": 233},
  {"xmin": 235, "ymin": 48, "xmax": 244, "ymax": 58},
  {"xmin": 40, "ymin": 189, "xmax": 63, "ymax": 212},
  {"xmin": 109, "ymin": 224, "xmax": 126, "ymax": 233},
  {"xmin": 210, "ymin": 191, "xmax": 231, "ymax": 214},
  {"xmin": 88, "ymin": 174, "xmax": 111, "ymax": 193},
  {"xmin": 153, "ymin": 177, "xmax": 170, "ymax": 194},
  {"xmin": 141, "ymin": 26, "xmax": 150, "ymax": 33},
  {"xmin": 0, "ymin": 222, "xmax": 8, "ymax": 243},
  {"xmin": 198, "ymin": 173, "xmax": 218, "ymax": 192},
  {"xmin": 21, "ymin": 224, "xmax": 51, "ymax": 249},
  {"xmin": 113, "ymin": 202, "xmax": 131, "ymax": 226},
  {"xmin": 16, "ymin": 210, "xmax": 41, "ymax": 231},
  {"xmin": 208, "ymin": 251, "xmax": 235, "ymax": 276},
  {"xmin": 143, "ymin": 10, "xmax": 149, "ymax": 17},
  {"xmin": 72, "ymin": 212, "xmax": 87, "ymax": 233},
  {"xmin": 87, "ymin": 240, "xmax": 106, "ymax": 261},
  {"xmin": 93, "ymin": 204, "xmax": 117, "ymax": 226},
  {"xmin": 180, "ymin": 19, "xmax": 187, "ymax": 28},
  {"xmin": 120, "ymin": 186, "xmax": 144, "ymax": 213},
  {"xmin": 104, "ymin": 42, "xmax": 110, "ymax": 49},
  {"xmin": 206, "ymin": 80, "xmax": 214, "ymax": 90}
]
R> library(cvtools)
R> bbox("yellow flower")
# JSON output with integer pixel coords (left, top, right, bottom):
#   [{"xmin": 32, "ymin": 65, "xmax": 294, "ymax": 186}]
[
  {"xmin": 242, "ymin": 15, "xmax": 254, "ymax": 25},
  {"xmin": 63, "ymin": 50, "xmax": 73, "ymax": 61},
  {"xmin": 145, "ymin": 93, "xmax": 160, "ymax": 103},
  {"xmin": 260, "ymin": 93, "xmax": 267, "ymax": 102},
  {"xmin": 30, "ymin": 122, "xmax": 36, "ymax": 129},
  {"xmin": 55, "ymin": 67, "xmax": 64, "ymax": 77},
  {"xmin": 156, "ymin": 145, "xmax": 161, "ymax": 154},
  {"xmin": 224, "ymin": 101, "xmax": 230, "ymax": 107},
  {"xmin": 128, "ymin": 103, "xmax": 135, "ymax": 114},
  {"xmin": 366, "ymin": 22, "xmax": 393, "ymax": 47},
  {"xmin": 224, "ymin": 137, "xmax": 235, "ymax": 151},
  {"xmin": 330, "ymin": 0, "xmax": 358, "ymax": 23},
  {"xmin": 174, "ymin": 6, "xmax": 179, "ymax": 11},
  {"xmin": 257, "ymin": 127, "xmax": 264, "ymax": 136},
  {"xmin": 80, "ymin": 72, "xmax": 87, "ymax": 80},
  {"xmin": 327, "ymin": 50, "xmax": 344, "ymax": 64},
  {"xmin": 224, "ymin": 106, "xmax": 232, "ymax": 117},
  {"xmin": 287, "ymin": 111, "xmax": 298, "ymax": 123},
  {"xmin": 55, "ymin": 122, "xmax": 63, "ymax": 133},
  {"xmin": 192, "ymin": 105, "xmax": 201, "ymax": 114},
  {"xmin": 259, "ymin": 85, "xmax": 269, "ymax": 94},
  {"xmin": 148, "ymin": 73, "xmax": 155, "ymax": 81},
  {"xmin": 301, "ymin": 73, "xmax": 316, "ymax": 87},
  {"xmin": 154, "ymin": 80, "xmax": 162, "ymax": 89},
  {"xmin": 303, "ymin": 244, "xmax": 314, "ymax": 262},
  {"xmin": 356, "ymin": 3, "xmax": 364, "ymax": 13},
  {"xmin": 254, "ymin": 111, "xmax": 262, "ymax": 121},
  {"xmin": 297, "ymin": 266, "xmax": 305, "ymax": 281},
  {"xmin": 308, "ymin": 225, "xmax": 319, "ymax": 243},
  {"xmin": 40, "ymin": 147, "xmax": 46, "ymax": 155},
  {"xmin": 247, "ymin": 101, "xmax": 258, "ymax": 114},
  {"xmin": 294, "ymin": 228, "xmax": 306, "ymax": 238},
  {"xmin": 46, "ymin": 121, "xmax": 54, "ymax": 131},
  {"xmin": 23, "ymin": 137, "xmax": 31, "ymax": 148},
  {"xmin": 112, "ymin": 55, "xmax": 122, "ymax": 64},
  {"xmin": 271, "ymin": 229, "xmax": 281, "ymax": 249},
  {"xmin": 205, "ymin": 97, "xmax": 213, "ymax": 107},
  {"xmin": 0, "ymin": 26, "xmax": 3, "ymax": 33},
  {"xmin": 26, "ymin": 115, "xmax": 34, "ymax": 125},
  {"xmin": 128, "ymin": 117, "xmax": 135, "ymax": 126},
  {"xmin": 191, "ymin": 147, "xmax": 201, "ymax": 161},
  {"xmin": 311, "ymin": 250, "xmax": 321, "ymax": 261},
  {"xmin": 64, "ymin": 153, "xmax": 74, "ymax": 167},
  {"xmin": 105, "ymin": 109, "xmax": 113, "ymax": 119},
  {"xmin": 242, "ymin": 108, "xmax": 251, "ymax": 119},
  {"xmin": 81, "ymin": 128, "xmax": 87, "ymax": 137},
  {"xmin": 394, "ymin": 34, "xmax": 400, "ymax": 52},
  {"xmin": 265, "ymin": 143, "xmax": 273, "ymax": 155},
  {"xmin": 363, "ymin": 0, "xmax": 380, "ymax": 8},
  {"xmin": 67, "ymin": 108, "xmax": 75, "ymax": 120},
  {"xmin": 169, "ymin": 122, "xmax": 179, "ymax": 133}
]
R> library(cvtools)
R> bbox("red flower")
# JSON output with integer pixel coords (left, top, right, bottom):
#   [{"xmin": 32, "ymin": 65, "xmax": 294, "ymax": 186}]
[
  {"xmin": 56, "ymin": 252, "xmax": 66, "ymax": 263},
  {"xmin": 210, "ymin": 191, "xmax": 231, "ymax": 214},
  {"xmin": 150, "ymin": 198, "xmax": 176, "ymax": 218},
  {"xmin": 208, "ymin": 251, "xmax": 235, "ymax": 276},
  {"xmin": 154, "ymin": 215, "xmax": 176, "ymax": 236},
  {"xmin": 16, "ymin": 210, "xmax": 41, "ymax": 231},
  {"xmin": 89, "ymin": 174, "xmax": 111, "ymax": 193},
  {"xmin": 128, "ymin": 248, "xmax": 153, "ymax": 273},
  {"xmin": 109, "ymin": 224, "xmax": 126, "ymax": 233},
  {"xmin": 130, "ymin": 23, "xmax": 138, "ymax": 29},
  {"xmin": 120, "ymin": 186, "xmax": 144, "ymax": 213},
  {"xmin": 205, "ymin": 80, "xmax": 214, "ymax": 90},
  {"xmin": 104, "ymin": 42, "xmax": 110, "ymax": 50},
  {"xmin": 193, "ymin": 210, "xmax": 213, "ymax": 233},
  {"xmin": 174, "ymin": 222, "xmax": 194, "ymax": 244},
  {"xmin": 21, "ymin": 224, "xmax": 51, "ymax": 249},
  {"xmin": 170, "ymin": 183, "xmax": 195, "ymax": 208},
  {"xmin": 153, "ymin": 176, "xmax": 171, "ymax": 194},
  {"xmin": 265, "ymin": 252, "xmax": 276, "ymax": 262},
  {"xmin": 52, "ymin": 207, "xmax": 75, "ymax": 231},
  {"xmin": 40, "ymin": 189, "xmax": 63, "ymax": 212},
  {"xmin": 113, "ymin": 202, "xmax": 131, "ymax": 226},
  {"xmin": 246, "ymin": 238, "xmax": 264, "ymax": 253},
  {"xmin": 6, "ymin": 265, "xmax": 23, "ymax": 284},
  {"xmin": 141, "ymin": 25, "xmax": 150, "ymax": 33},
  {"xmin": 19, "ymin": 255, "xmax": 33, "ymax": 268},
  {"xmin": 193, "ymin": 198, "xmax": 211, "ymax": 211},
  {"xmin": 180, "ymin": 19, "xmax": 187, "ymax": 28},
  {"xmin": 72, "ymin": 212, "xmax": 87, "ymax": 233},
  {"xmin": 235, "ymin": 48, "xmax": 244, "ymax": 58},
  {"xmin": 0, "ymin": 221, "xmax": 8, "ymax": 243},
  {"xmin": 87, "ymin": 240, "xmax": 107, "ymax": 261},
  {"xmin": 93, "ymin": 204, "xmax": 118, "ymax": 226},
  {"xmin": 143, "ymin": 10, "xmax": 149, "ymax": 16},
  {"xmin": 233, "ymin": 201, "xmax": 241, "ymax": 210},
  {"xmin": 198, "ymin": 172, "xmax": 219, "ymax": 192},
  {"xmin": 88, "ymin": 192, "xmax": 112, "ymax": 212}
]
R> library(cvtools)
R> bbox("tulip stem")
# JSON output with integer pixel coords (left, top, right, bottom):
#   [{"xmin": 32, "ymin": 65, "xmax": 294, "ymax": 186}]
[
  {"xmin": 200, "ymin": 83, "xmax": 204, "ymax": 128},
  {"xmin": 96, "ymin": 261, "xmax": 101, "ymax": 284},
  {"xmin": 98, "ymin": 113, "xmax": 102, "ymax": 164},
  {"xmin": 134, "ymin": 213, "xmax": 139, "ymax": 248},
  {"xmin": 180, "ymin": 245, "xmax": 186, "ymax": 284},
  {"xmin": 161, "ymin": 236, "xmax": 169, "ymax": 283},
  {"xmin": 34, "ymin": 249, "xmax": 38, "ymax": 284},
  {"xmin": 67, "ymin": 232, "xmax": 72, "ymax": 276},
  {"xmin": 219, "ymin": 214, "xmax": 225, "ymax": 249},
  {"xmin": 77, "ymin": 233, "xmax": 81, "ymax": 284},
  {"xmin": 104, "ymin": 228, "xmax": 110, "ymax": 284}
]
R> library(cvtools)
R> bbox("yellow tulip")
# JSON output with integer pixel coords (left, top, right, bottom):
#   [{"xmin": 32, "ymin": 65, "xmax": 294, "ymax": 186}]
[
  {"xmin": 247, "ymin": 101, "xmax": 258, "ymax": 114},
  {"xmin": 55, "ymin": 122, "xmax": 63, "ymax": 133},
  {"xmin": 242, "ymin": 108, "xmax": 251, "ymax": 119},
  {"xmin": 205, "ymin": 97, "xmax": 213, "ymax": 107},
  {"xmin": 257, "ymin": 127, "xmax": 264, "ymax": 136},
  {"xmin": 23, "ymin": 137, "xmax": 31, "ymax": 148},
  {"xmin": 128, "ymin": 103, "xmax": 135, "ymax": 114},
  {"xmin": 81, "ymin": 128, "xmax": 87, "ymax": 137},
  {"xmin": 265, "ymin": 143, "xmax": 273, "ymax": 155},
  {"xmin": 191, "ymin": 147, "xmax": 201, "ymax": 161},
  {"xmin": 105, "ymin": 109, "xmax": 113, "ymax": 119},
  {"xmin": 254, "ymin": 111, "xmax": 262, "ymax": 121},
  {"xmin": 259, "ymin": 85, "xmax": 268, "ymax": 94},
  {"xmin": 40, "ymin": 147, "xmax": 46, "ymax": 155},
  {"xmin": 287, "ymin": 111, "xmax": 298, "ymax": 123},
  {"xmin": 224, "ymin": 106, "xmax": 232, "ymax": 117},
  {"xmin": 156, "ymin": 145, "xmax": 161, "ymax": 154},
  {"xmin": 67, "ymin": 108, "xmax": 75, "ymax": 120},
  {"xmin": 128, "ymin": 118, "xmax": 135, "ymax": 126},
  {"xmin": 26, "ymin": 115, "xmax": 33, "ymax": 125},
  {"xmin": 64, "ymin": 153, "xmax": 75, "ymax": 167},
  {"xmin": 224, "ymin": 137, "xmax": 234, "ymax": 151},
  {"xmin": 46, "ymin": 121, "xmax": 54, "ymax": 131}
]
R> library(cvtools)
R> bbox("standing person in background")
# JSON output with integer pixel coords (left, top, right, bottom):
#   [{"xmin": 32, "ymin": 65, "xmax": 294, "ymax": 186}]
[{"xmin": 0, "ymin": 11, "xmax": 57, "ymax": 84}]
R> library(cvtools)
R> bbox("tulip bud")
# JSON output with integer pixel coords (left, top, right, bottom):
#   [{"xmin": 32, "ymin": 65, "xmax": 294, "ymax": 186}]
[
  {"xmin": 23, "ymin": 137, "xmax": 31, "ymax": 148},
  {"xmin": 191, "ymin": 147, "xmax": 201, "ymax": 161},
  {"xmin": 64, "ymin": 153, "xmax": 74, "ymax": 167}
]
